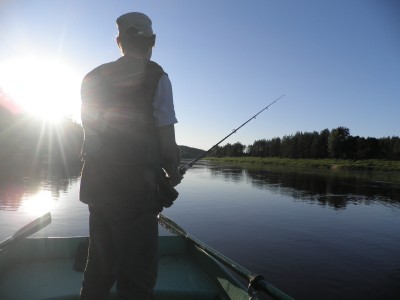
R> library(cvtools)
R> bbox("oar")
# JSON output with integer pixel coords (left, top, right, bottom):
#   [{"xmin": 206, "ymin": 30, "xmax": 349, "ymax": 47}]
[
  {"xmin": 0, "ymin": 212, "xmax": 52, "ymax": 250},
  {"xmin": 158, "ymin": 213, "xmax": 294, "ymax": 300}
]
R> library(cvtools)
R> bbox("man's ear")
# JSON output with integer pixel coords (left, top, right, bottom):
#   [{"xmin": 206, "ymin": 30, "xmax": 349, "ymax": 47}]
[{"xmin": 150, "ymin": 35, "xmax": 156, "ymax": 47}]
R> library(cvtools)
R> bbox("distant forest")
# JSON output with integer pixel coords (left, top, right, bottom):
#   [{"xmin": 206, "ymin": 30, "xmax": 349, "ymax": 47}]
[
  {"xmin": 1, "ymin": 102, "xmax": 399, "ymax": 174},
  {"xmin": 0, "ymin": 113, "xmax": 84, "ymax": 170},
  {"xmin": 210, "ymin": 127, "xmax": 400, "ymax": 160},
  {"xmin": 179, "ymin": 145, "xmax": 205, "ymax": 159},
  {"xmin": 0, "ymin": 105, "xmax": 207, "ymax": 172},
  {"xmin": 0, "ymin": 115, "xmax": 204, "ymax": 169}
]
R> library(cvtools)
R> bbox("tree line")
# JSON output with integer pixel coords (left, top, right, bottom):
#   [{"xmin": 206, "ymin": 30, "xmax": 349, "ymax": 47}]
[
  {"xmin": 210, "ymin": 127, "xmax": 400, "ymax": 160},
  {"xmin": 0, "ymin": 111, "xmax": 84, "ymax": 171}
]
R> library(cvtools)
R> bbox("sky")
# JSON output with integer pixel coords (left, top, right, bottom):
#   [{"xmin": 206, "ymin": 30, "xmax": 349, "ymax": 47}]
[{"xmin": 0, "ymin": 0, "xmax": 399, "ymax": 150}]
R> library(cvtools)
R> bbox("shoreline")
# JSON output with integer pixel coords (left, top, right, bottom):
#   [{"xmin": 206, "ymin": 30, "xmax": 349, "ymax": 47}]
[{"xmin": 205, "ymin": 157, "xmax": 400, "ymax": 172}]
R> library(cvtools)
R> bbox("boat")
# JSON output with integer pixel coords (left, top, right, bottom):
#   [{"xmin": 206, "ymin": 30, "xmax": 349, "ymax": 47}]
[{"xmin": 0, "ymin": 213, "xmax": 293, "ymax": 300}]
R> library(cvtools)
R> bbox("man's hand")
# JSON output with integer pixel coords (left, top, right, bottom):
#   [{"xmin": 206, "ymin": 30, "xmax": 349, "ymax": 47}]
[{"xmin": 168, "ymin": 168, "xmax": 183, "ymax": 187}]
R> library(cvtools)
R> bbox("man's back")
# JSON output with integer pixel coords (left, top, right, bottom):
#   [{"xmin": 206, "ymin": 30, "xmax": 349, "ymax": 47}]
[{"xmin": 80, "ymin": 56, "xmax": 164, "ymax": 166}]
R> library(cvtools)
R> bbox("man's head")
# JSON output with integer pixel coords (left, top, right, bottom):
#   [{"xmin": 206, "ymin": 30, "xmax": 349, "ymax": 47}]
[{"xmin": 116, "ymin": 12, "xmax": 156, "ymax": 57}]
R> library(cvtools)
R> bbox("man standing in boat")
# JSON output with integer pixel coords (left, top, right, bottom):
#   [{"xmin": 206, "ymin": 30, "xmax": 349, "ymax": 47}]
[{"xmin": 79, "ymin": 12, "xmax": 182, "ymax": 300}]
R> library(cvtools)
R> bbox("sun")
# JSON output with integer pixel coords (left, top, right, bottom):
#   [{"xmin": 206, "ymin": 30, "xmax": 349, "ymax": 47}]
[{"xmin": 0, "ymin": 55, "xmax": 81, "ymax": 123}]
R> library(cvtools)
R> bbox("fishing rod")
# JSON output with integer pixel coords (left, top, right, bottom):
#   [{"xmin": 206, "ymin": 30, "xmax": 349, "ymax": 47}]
[
  {"xmin": 158, "ymin": 94, "xmax": 284, "ymax": 208},
  {"xmin": 179, "ymin": 94, "xmax": 285, "ymax": 174}
]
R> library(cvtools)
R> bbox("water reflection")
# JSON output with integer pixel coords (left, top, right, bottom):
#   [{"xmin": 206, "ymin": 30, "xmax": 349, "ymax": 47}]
[
  {"xmin": 2, "ymin": 160, "xmax": 399, "ymax": 212},
  {"xmin": 0, "ymin": 163, "xmax": 82, "ymax": 211},
  {"xmin": 209, "ymin": 166, "xmax": 245, "ymax": 183},
  {"xmin": 206, "ymin": 162, "xmax": 400, "ymax": 210}
]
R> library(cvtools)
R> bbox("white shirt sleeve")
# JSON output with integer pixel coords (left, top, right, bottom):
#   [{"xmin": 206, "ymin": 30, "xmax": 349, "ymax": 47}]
[{"xmin": 153, "ymin": 74, "xmax": 178, "ymax": 127}]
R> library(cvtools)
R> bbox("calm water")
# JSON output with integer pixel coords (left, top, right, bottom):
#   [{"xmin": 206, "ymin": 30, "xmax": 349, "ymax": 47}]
[{"xmin": 0, "ymin": 161, "xmax": 399, "ymax": 300}]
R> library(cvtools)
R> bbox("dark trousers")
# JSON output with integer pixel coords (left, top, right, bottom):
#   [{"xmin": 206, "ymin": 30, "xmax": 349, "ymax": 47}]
[{"xmin": 80, "ymin": 205, "xmax": 159, "ymax": 300}]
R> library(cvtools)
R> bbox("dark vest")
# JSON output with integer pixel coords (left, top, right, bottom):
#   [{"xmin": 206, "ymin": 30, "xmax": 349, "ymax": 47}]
[{"xmin": 81, "ymin": 56, "xmax": 164, "ymax": 166}]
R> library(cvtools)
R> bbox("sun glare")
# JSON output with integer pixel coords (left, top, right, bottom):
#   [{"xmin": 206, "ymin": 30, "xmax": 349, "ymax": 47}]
[
  {"xmin": 0, "ymin": 56, "xmax": 81, "ymax": 123},
  {"xmin": 20, "ymin": 190, "xmax": 55, "ymax": 217}
]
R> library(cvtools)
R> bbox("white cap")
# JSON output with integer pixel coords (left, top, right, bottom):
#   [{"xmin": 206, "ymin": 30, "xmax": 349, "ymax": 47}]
[{"xmin": 116, "ymin": 12, "xmax": 154, "ymax": 37}]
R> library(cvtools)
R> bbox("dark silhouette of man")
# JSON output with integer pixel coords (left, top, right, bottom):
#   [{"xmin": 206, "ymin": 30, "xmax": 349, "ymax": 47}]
[{"xmin": 79, "ymin": 12, "xmax": 182, "ymax": 300}]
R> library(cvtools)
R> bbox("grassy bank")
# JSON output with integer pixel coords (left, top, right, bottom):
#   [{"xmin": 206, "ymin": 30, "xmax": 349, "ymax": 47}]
[{"xmin": 205, "ymin": 157, "xmax": 400, "ymax": 172}]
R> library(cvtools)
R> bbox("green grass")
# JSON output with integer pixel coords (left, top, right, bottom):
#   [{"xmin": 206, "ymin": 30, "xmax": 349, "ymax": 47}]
[{"xmin": 205, "ymin": 157, "xmax": 400, "ymax": 172}]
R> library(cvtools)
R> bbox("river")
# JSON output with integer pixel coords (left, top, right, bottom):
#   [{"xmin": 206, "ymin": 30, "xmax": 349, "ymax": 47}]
[{"xmin": 0, "ymin": 161, "xmax": 399, "ymax": 300}]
